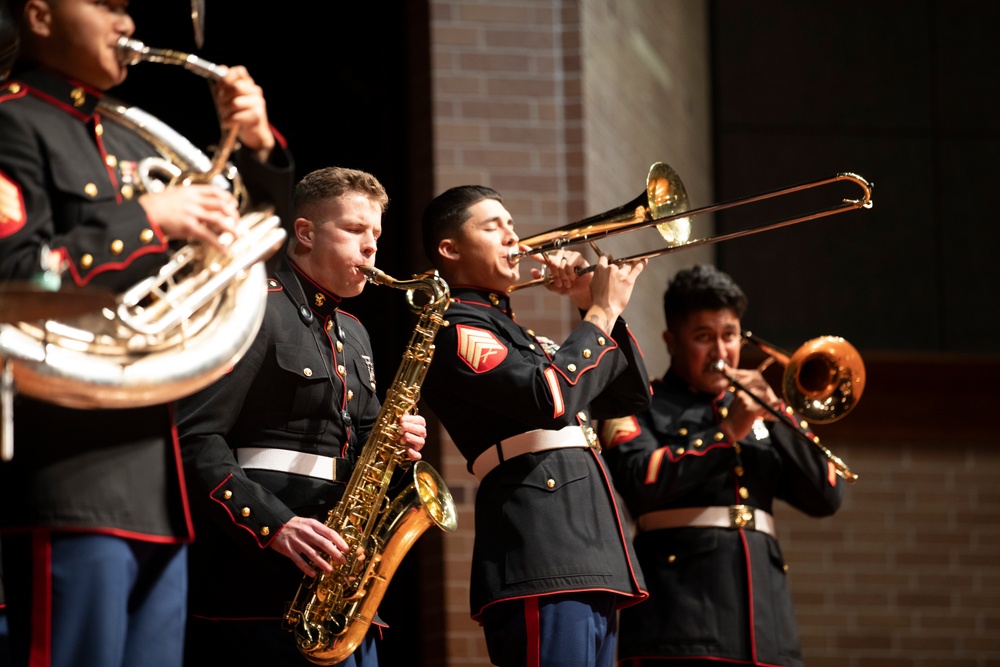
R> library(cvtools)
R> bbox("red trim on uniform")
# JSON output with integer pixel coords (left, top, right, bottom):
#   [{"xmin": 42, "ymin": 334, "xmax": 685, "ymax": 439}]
[
  {"xmin": 209, "ymin": 474, "xmax": 274, "ymax": 548},
  {"xmin": 624, "ymin": 325, "xmax": 645, "ymax": 359},
  {"xmin": 645, "ymin": 447, "xmax": 666, "ymax": 485},
  {"xmin": 600, "ymin": 415, "xmax": 640, "ymax": 449},
  {"xmin": 25, "ymin": 86, "xmax": 93, "ymax": 121},
  {"xmin": 588, "ymin": 447, "xmax": 648, "ymax": 608},
  {"xmin": 645, "ymin": 441, "xmax": 730, "ymax": 485},
  {"xmin": 738, "ymin": 527, "xmax": 759, "ymax": 664},
  {"xmin": 524, "ymin": 596, "xmax": 541, "ymax": 667},
  {"xmin": 827, "ymin": 461, "xmax": 838, "ymax": 486},
  {"xmin": 542, "ymin": 366, "xmax": 564, "ymax": 418},
  {"xmin": 269, "ymin": 124, "xmax": 288, "ymax": 149},
  {"xmin": 59, "ymin": 241, "xmax": 170, "ymax": 287},
  {"xmin": 0, "ymin": 168, "xmax": 27, "ymax": 237},
  {"xmin": 29, "ymin": 531, "xmax": 53, "ymax": 667},
  {"xmin": 0, "ymin": 84, "xmax": 29, "ymax": 103},
  {"xmin": 542, "ymin": 342, "xmax": 618, "ymax": 386},
  {"xmin": 168, "ymin": 404, "xmax": 195, "ymax": 542},
  {"xmin": 324, "ymin": 315, "xmax": 351, "ymax": 455}
]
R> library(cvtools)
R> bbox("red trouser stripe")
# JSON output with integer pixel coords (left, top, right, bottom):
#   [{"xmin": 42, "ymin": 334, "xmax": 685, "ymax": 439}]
[
  {"xmin": 29, "ymin": 531, "xmax": 52, "ymax": 667},
  {"xmin": 525, "ymin": 596, "xmax": 541, "ymax": 667}
]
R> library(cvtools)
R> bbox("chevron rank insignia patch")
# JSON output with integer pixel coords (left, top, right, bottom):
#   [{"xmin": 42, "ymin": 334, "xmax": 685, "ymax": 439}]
[
  {"xmin": 599, "ymin": 416, "xmax": 639, "ymax": 449},
  {"xmin": 0, "ymin": 171, "xmax": 26, "ymax": 238},
  {"xmin": 456, "ymin": 324, "xmax": 508, "ymax": 373}
]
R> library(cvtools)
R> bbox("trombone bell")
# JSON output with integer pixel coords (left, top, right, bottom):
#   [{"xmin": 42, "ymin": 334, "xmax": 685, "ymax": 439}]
[{"xmin": 783, "ymin": 335, "xmax": 866, "ymax": 424}]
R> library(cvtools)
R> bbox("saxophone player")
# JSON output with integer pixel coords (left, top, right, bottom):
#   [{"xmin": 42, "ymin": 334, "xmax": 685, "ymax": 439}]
[
  {"xmin": 176, "ymin": 167, "xmax": 426, "ymax": 667},
  {"xmin": 0, "ymin": 1, "xmax": 290, "ymax": 666}
]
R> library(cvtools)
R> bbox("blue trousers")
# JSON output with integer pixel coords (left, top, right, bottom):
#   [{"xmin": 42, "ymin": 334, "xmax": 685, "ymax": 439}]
[
  {"xmin": 481, "ymin": 592, "xmax": 619, "ymax": 667},
  {"xmin": 1, "ymin": 532, "xmax": 187, "ymax": 667},
  {"xmin": 185, "ymin": 617, "xmax": 378, "ymax": 667}
]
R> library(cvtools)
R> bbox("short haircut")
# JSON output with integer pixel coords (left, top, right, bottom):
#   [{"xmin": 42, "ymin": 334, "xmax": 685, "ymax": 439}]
[
  {"xmin": 421, "ymin": 185, "xmax": 502, "ymax": 267},
  {"xmin": 293, "ymin": 167, "xmax": 389, "ymax": 221},
  {"xmin": 663, "ymin": 264, "xmax": 748, "ymax": 332}
]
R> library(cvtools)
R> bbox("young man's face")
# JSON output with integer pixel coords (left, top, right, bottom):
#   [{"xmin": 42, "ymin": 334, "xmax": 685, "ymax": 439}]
[
  {"xmin": 664, "ymin": 308, "xmax": 742, "ymax": 395},
  {"xmin": 442, "ymin": 198, "xmax": 520, "ymax": 293},
  {"xmin": 26, "ymin": 0, "xmax": 135, "ymax": 90},
  {"xmin": 294, "ymin": 192, "xmax": 382, "ymax": 299}
]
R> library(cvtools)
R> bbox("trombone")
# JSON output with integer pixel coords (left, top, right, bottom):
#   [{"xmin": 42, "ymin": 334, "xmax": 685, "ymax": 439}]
[
  {"xmin": 508, "ymin": 162, "xmax": 873, "ymax": 292},
  {"xmin": 714, "ymin": 332, "xmax": 864, "ymax": 483}
]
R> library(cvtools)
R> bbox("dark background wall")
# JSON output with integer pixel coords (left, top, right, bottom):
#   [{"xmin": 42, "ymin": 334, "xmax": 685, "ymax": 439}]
[{"xmin": 710, "ymin": 0, "xmax": 999, "ymax": 355}]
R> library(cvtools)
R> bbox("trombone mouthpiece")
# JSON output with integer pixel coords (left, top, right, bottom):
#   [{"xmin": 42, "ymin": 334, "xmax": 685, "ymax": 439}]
[{"xmin": 711, "ymin": 360, "xmax": 727, "ymax": 373}]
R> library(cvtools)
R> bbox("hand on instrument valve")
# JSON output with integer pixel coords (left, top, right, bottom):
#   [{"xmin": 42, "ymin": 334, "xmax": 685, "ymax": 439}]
[
  {"xmin": 529, "ymin": 248, "xmax": 592, "ymax": 309},
  {"xmin": 399, "ymin": 413, "xmax": 427, "ymax": 461},
  {"xmin": 719, "ymin": 366, "xmax": 781, "ymax": 442},
  {"xmin": 138, "ymin": 184, "xmax": 241, "ymax": 251},
  {"xmin": 270, "ymin": 516, "xmax": 351, "ymax": 577},
  {"xmin": 584, "ymin": 255, "xmax": 647, "ymax": 332},
  {"xmin": 212, "ymin": 65, "xmax": 275, "ymax": 162}
]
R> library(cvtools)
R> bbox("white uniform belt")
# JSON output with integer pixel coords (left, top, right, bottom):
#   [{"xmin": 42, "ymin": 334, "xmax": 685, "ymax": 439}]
[
  {"xmin": 636, "ymin": 506, "xmax": 776, "ymax": 538},
  {"xmin": 471, "ymin": 425, "xmax": 591, "ymax": 480},
  {"xmin": 236, "ymin": 447, "xmax": 345, "ymax": 481}
]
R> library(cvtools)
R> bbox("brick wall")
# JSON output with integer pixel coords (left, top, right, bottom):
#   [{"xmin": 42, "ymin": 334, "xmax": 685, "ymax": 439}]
[{"xmin": 426, "ymin": 2, "xmax": 1000, "ymax": 666}]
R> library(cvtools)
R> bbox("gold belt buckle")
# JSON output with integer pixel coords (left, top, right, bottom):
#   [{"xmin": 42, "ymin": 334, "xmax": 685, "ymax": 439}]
[
  {"xmin": 581, "ymin": 425, "xmax": 600, "ymax": 452},
  {"xmin": 730, "ymin": 505, "xmax": 756, "ymax": 530}
]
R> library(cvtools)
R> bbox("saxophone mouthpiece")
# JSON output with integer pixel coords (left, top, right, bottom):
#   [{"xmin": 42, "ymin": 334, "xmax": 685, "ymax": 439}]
[
  {"xmin": 116, "ymin": 36, "xmax": 147, "ymax": 67},
  {"xmin": 357, "ymin": 265, "xmax": 389, "ymax": 286}
]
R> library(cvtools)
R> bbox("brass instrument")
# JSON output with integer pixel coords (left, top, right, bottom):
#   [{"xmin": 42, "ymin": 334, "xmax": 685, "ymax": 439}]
[
  {"xmin": 0, "ymin": 39, "xmax": 286, "ymax": 458},
  {"xmin": 714, "ymin": 332, "xmax": 864, "ymax": 483},
  {"xmin": 284, "ymin": 267, "xmax": 458, "ymax": 665},
  {"xmin": 507, "ymin": 162, "xmax": 873, "ymax": 292}
]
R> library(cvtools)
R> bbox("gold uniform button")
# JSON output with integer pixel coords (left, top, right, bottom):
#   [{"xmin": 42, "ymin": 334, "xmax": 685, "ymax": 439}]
[
  {"xmin": 735, "ymin": 465, "xmax": 745, "ymax": 477},
  {"xmin": 678, "ymin": 427, "xmax": 688, "ymax": 436},
  {"xmin": 800, "ymin": 420, "xmax": 809, "ymax": 429},
  {"xmin": 783, "ymin": 564, "xmax": 790, "ymax": 573},
  {"xmin": 347, "ymin": 389, "xmax": 354, "ymax": 401},
  {"xmin": 110, "ymin": 239, "xmax": 124, "ymax": 255},
  {"xmin": 719, "ymin": 406, "xmax": 729, "ymax": 419},
  {"xmin": 260, "ymin": 526, "xmax": 270, "ymax": 537},
  {"xmin": 105, "ymin": 155, "xmax": 117, "ymax": 168},
  {"xmin": 337, "ymin": 365, "xmax": 346, "ymax": 377},
  {"xmin": 303, "ymin": 368, "xmax": 313, "ymax": 377},
  {"xmin": 597, "ymin": 336, "xmax": 606, "ymax": 346},
  {"xmin": 94, "ymin": 123, "xmax": 104, "ymax": 136},
  {"xmin": 667, "ymin": 554, "xmax": 676, "ymax": 564},
  {"xmin": 739, "ymin": 487, "xmax": 749, "ymax": 499},
  {"xmin": 7, "ymin": 83, "xmax": 20, "ymax": 94},
  {"xmin": 582, "ymin": 349, "xmax": 592, "ymax": 358},
  {"xmin": 675, "ymin": 447, "xmax": 685, "ymax": 455},
  {"xmin": 785, "ymin": 405, "xmax": 794, "ymax": 415},
  {"xmin": 121, "ymin": 184, "xmax": 134, "ymax": 200},
  {"xmin": 714, "ymin": 431, "xmax": 725, "ymax": 441},
  {"xmin": 326, "ymin": 320, "xmax": 334, "ymax": 331},
  {"xmin": 84, "ymin": 183, "xmax": 98, "ymax": 197},
  {"xmin": 567, "ymin": 363, "xmax": 577, "ymax": 372},
  {"xmin": 241, "ymin": 507, "xmax": 251, "ymax": 517},
  {"xmin": 733, "ymin": 444, "xmax": 742, "ymax": 454},
  {"xmin": 336, "ymin": 341, "xmax": 344, "ymax": 352},
  {"xmin": 528, "ymin": 344, "xmax": 535, "ymax": 350},
  {"xmin": 577, "ymin": 411, "xmax": 587, "ymax": 421},
  {"xmin": 222, "ymin": 490, "xmax": 233, "ymax": 500},
  {"xmin": 527, "ymin": 329, "xmax": 535, "ymax": 336},
  {"xmin": 80, "ymin": 254, "xmax": 94, "ymax": 269},
  {"xmin": 140, "ymin": 228, "xmax": 154, "ymax": 243},
  {"xmin": 546, "ymin": 478, "xmax": 556, "ymax": 489},
  {"xmin": 692, "ymin": 438, "xmax": 703, "ymax": 447}
]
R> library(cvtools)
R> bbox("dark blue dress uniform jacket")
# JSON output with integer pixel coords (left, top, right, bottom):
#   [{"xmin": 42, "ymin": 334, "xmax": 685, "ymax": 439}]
[
  {"xmin": 421, "ymin": 287, "xmax": 650, "ymax": 620},
  {"xmin": 0, "ymin": 67, "xmax": 292, "ymax": 542},
  {"xmin": 601, "ymin": 370, "xmax": 846, "ymax": 667},
  {"xmin": 176, "ymin": 258, "xmax": 382, "ymax": 619}
]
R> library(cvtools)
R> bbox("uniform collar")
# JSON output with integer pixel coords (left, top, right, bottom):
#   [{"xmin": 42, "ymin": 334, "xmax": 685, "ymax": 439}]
[
  {"xmin": 451, "ymin": 286, "xmax": 513, "ymax": 318},
  {"xmin": 288, "ymin": 261, "xmax": 342, "ymax": 319},
  {"xmin": 9, "ymin": 67, "xmax": 103, "ymax": 117}
]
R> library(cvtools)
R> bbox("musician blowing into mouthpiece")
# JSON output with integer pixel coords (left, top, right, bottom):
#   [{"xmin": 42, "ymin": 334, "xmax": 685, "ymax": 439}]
[
  {"xmin": 0, "ymin": 0, "xmax": 292, "ymax": 665},
  {"xmin": 599, "ymin": 264, "xmax": 848, "ymax": 667}
]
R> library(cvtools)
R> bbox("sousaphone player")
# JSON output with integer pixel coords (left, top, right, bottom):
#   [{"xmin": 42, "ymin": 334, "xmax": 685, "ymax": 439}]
[{"xmin": 0, "ymin": 1, "xmax": 292, "ymax": 665}]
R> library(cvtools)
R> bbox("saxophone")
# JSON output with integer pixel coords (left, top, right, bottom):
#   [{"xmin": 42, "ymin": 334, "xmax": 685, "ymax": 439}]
[{"xmin": 283, "ymin": 267, "xmax": 458, "ymax": 665}]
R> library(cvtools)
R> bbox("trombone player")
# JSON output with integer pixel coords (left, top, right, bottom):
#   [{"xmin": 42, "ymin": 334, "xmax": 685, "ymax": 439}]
[
  {"xmin": 0, "ymin": 0, "xmax": 291, "ymax": 665},
  {"xmin": 599, "ymin": 264, "xmax": 847, "ymax": 667}
]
